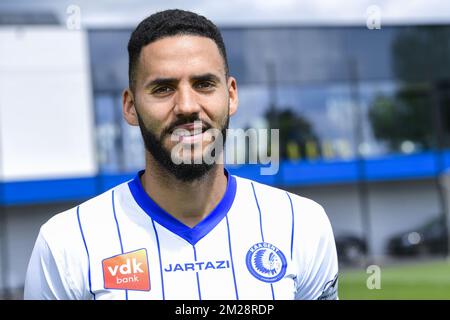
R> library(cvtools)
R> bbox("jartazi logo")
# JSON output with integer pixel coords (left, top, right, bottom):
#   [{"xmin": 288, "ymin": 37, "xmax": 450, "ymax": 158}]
[{"xmin": 102, "ymin": 248, "xmax": 150, "ymax": 291}]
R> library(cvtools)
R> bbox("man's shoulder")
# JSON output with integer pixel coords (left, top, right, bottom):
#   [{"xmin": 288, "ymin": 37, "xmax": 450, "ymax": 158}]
[
  {"xmin": 232, "ymin": 174, "xmax": 328, "ymax": 223},
  {"xmin": 233, "ymin": 175, "xmax": 324, "ymax": 209}
]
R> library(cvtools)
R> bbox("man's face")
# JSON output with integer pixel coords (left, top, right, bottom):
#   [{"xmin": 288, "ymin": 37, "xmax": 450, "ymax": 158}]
[{"xmin": 124, "ymin": 35, "xmax": 238, "ymax": 181}]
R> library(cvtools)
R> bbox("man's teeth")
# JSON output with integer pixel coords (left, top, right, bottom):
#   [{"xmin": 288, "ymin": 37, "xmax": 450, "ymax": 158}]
[{"xmin": 175, "ymin": 129, "xmax": 203, "ymax": 137}]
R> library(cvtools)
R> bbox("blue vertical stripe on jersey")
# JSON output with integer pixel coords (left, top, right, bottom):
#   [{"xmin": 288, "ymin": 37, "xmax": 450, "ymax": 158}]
[
  {"xmin": 225, "ymin": 215, "xmax": 239, "ymax": 300},
  {"xmin": 151, "ymin": 220, "xmax": 165, "ymax": 300},
  {"xmin": 251, "ymin": 182, "xmax": 275, "ymax": 300},
  {"xmin": 76, "ymin": 205, "xmax": 96, "ymax": 300},
  {"xmin": 128, "ymin": 169, "xmax": 237, "ymax": 246},
  {"xmin": 250, "ymin": 182, "xmax": 265, "ymax": 242},
  {"xmin": 112, "ymin": 190, "xmax": 128, "ymax": 300},
  {"xmin": 192, "ymin": 246, "xmax": 202, "ymax": 300},
  {"xmin": 286, "ymin": 192, "xmax": 295, "ymax": 260}
]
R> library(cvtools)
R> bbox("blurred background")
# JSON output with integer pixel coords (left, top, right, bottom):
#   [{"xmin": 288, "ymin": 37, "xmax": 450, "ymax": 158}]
[{"xmin": 1, "ymin": 0, "xmax": 450, "ymax": 299}]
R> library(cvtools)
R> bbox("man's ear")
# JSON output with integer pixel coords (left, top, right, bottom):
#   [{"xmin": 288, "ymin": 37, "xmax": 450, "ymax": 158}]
[
  {"xmin": 227, "ymin": 76, "xmax": 238, "ymax": 117},
  {"xmin": 123, "ymin": 88, "xmax": 139, "ymax": 126}
]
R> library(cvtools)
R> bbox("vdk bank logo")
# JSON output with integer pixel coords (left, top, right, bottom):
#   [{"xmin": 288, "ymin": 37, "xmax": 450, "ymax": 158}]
[{"xmin": 102, "ymin": 248, "xmax": 150, "ymax": 291}]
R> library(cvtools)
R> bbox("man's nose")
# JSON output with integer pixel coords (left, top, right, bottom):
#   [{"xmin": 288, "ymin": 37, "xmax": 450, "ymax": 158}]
[{"xmin": 174, "ymin": 86, "xmax": 201, "ymax": 116}]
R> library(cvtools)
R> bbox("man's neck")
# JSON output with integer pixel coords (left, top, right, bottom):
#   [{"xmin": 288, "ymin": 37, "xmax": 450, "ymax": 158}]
[{"xmin": 140, "ymin": 157, "xmax": 228, "ymax": 228}]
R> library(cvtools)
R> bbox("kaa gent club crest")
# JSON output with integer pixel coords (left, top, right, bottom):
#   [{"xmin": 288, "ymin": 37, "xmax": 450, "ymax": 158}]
[{"xmin": 246, "ymin": 242, "xmax": 287, "ymax": 283}]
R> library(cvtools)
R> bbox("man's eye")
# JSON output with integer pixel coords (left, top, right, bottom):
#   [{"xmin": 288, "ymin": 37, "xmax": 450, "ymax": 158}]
[
  {"xmin": 195, "ymin": 81, "xmax": 215, "ymax": 90},
  {"xmin": 153, "ymin": 86, "xmax": 172, "ymax": 94}
]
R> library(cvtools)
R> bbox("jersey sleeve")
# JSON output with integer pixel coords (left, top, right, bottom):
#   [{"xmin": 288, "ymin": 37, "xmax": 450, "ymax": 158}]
[
  {"xmin": 24, "ymin": 229, "xmax": 78, "ymax": 300},
  {"xmin": 293, "ymin": 200, "xmax": 339, "ymax": 300}
]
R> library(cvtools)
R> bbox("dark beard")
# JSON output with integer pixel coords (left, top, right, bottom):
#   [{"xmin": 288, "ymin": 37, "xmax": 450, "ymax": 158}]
[{"xmin": 136, "ymin": 112, "xmax": 229, "ymax": 182}]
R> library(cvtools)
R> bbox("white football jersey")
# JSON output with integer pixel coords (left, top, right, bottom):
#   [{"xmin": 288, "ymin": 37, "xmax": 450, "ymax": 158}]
[{"xmin": 24, "ymin": 170, "xmax": 339, "ymax": 300}]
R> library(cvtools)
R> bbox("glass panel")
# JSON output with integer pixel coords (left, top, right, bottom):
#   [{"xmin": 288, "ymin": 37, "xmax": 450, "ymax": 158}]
[
  {"xmin": 88, "ymin": 30, "xmax": 131, "ymax": 91},
  {"xmin": 273, "ymin": 83, "xmax": 354, "ymax": 161},
  {"xmin": 223, "ymin": 28, "xmax": 348, "ymax": 84},
  {"xmin": 226, "ymin": 85, "xmax": 271, "ymax": 165},
  {"xmin": 94, "ymin": 94, "xmax": 122, "ymax": 172},
  {"xmin": 365, "ymin": 82, "xmax": 433, "ymax": 156},
  {"xmin": 87, "ymin": 26, "xmax": 450, "ymax": 172}
]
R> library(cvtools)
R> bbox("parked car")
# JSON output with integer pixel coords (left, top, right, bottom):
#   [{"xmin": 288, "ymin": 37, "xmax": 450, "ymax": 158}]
[
  {"xmin": 335, "ymin": 234, "xmax": 367, "ymax": 266},
  {"xmin": 387, "ymin": 215, "xmax": 449, "ymax": 256}
]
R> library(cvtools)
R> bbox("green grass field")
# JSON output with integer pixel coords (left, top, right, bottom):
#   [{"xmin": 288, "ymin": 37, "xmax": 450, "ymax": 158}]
[{"xmin": 339, "ymin": 260, "xmax": 450, "ymax": 299}]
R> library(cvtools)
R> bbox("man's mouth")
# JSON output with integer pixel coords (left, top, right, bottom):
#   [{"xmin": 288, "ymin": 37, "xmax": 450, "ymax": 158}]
[{"xmin": 170, "ymin": 122, "xmax": 209, "ymax": 143}]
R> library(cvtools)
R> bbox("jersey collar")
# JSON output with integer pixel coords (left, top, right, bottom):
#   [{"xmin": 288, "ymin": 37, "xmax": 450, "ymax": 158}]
[{"xmin": 128, "ymin": 168, "xmax": 237, "ymax": 246}]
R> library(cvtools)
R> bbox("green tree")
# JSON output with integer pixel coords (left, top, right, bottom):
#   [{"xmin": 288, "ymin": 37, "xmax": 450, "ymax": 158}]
[
  {"xmin": 265, "ymin": 108, "xmax": 320, "ymax": 160},
  {"xmin": 369, "ymin": 27, "xmax": 450, "ymax": 152},
  {"xmin": 369, "ymin": 85, "xmax": 433, "ymax": 151}
]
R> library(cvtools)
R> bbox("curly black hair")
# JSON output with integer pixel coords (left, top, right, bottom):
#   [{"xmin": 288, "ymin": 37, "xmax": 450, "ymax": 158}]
[{"xmin": 127, "ymin": 9, "xmax": 229, "ymax": 91}]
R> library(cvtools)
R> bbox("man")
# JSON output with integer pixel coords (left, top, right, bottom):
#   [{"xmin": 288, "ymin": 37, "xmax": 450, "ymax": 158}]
[{"xmin": 24, "ymin": 9, "xmax": 338, "ymax": 300}]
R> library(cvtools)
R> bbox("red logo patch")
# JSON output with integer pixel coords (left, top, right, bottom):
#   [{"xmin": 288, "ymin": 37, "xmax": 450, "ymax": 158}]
[{"xmin": 102, "ymin": 249, "xmax": 150, "ymax": 291}]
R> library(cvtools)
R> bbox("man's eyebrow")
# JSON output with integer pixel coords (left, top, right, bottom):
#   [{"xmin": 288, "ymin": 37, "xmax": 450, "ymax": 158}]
[
  {"xmin": 144, "ymin": 73, "xmax": 221, "ymax": 89},
  {"xmin": 191, "ymin": 73, "xmax": 221, "ymax": 83},
  {"xmin": 144, "ymin": 77, "xmax": 178, "ymax": 88}
]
